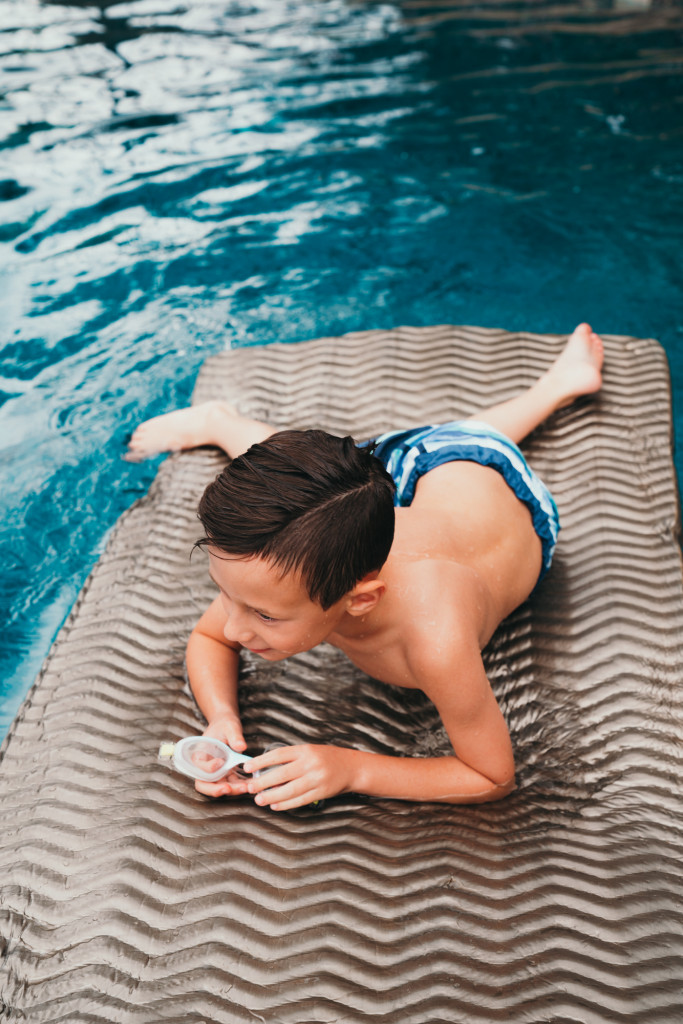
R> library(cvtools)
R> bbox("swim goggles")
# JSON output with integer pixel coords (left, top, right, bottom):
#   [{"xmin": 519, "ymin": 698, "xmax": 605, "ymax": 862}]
[{"xmin": 158, "ymin": 736, "xmax": 253, "ymax": 783}]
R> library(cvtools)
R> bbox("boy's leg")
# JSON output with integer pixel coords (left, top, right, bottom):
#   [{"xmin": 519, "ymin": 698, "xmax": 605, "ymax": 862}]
[
  {"xmin": 466, "ymin": 323, "xmax": 604, "ymax": 445},
  {"xmin": 126, "ymin": 322, "xmax": 603, "ymax": 460},
  {"xmin": 126, "ymin": 401, "xmax": 275, "ymax": 461}
]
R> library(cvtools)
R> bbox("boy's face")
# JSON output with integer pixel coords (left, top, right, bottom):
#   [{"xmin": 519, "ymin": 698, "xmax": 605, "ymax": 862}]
[{"xmin": 208, "ymin": 548, "xmax": 345, "ymax": 660}]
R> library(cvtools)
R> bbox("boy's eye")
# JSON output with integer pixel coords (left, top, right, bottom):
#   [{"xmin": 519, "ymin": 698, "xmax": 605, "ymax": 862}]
[{"xmin": 256, "ymin": 611, "xmax": 276, "ymax": 623}]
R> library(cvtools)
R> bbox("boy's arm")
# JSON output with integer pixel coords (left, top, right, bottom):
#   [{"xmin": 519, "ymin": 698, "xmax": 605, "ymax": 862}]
[
  {"xmin": 244, "ymin": 631, "xmax": 516, "ymax": 810},
  {"xmin": 185, "ymin": 595, "xmax": 246, "ymax": 754},
  {"xmin": 397, "ymin": 636, "xmax": 516, "ymax": 800}
]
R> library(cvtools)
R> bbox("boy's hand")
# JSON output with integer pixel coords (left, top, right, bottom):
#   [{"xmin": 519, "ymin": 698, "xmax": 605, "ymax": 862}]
[
  {"xmin": 244, "ymin": 744, "xmax": 355, "ymax": 811},
  {"xmin": 195, "ymin": 770, "xmax": 250, "ymax": 799},
  {"xmin": 202, "ymin": 711, "xmax": 247, "ymax": 753},
  {"xmin": 194, "ymin": 712, "xmax": 249, "ymax": 799}
]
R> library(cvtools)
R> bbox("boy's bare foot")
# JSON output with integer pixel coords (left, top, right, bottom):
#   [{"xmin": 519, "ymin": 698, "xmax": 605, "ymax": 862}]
[
  {"xmin": 125, "ymin": 400, "xmax": 238, "ymax": 461},
  {"xmin": 546, "ymin": 323, "xmax": 604, "ymax": 408}
]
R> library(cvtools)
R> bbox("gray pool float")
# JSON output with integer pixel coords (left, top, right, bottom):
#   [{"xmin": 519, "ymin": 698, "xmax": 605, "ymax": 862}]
[{"xmin": 1, "ymin": 325, "xmax": 682, "ymax": 1023}]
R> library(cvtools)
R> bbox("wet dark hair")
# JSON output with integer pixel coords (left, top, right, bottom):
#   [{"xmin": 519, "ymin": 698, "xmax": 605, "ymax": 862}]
[{"xmin": 196, "ymin": 429, "xmax": 396, "ymax": 610}]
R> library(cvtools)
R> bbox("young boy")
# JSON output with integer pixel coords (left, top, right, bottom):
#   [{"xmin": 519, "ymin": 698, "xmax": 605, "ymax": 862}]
[{"xmin": 129, "ymin": 323, "xmax": 604, "ymax": 809}]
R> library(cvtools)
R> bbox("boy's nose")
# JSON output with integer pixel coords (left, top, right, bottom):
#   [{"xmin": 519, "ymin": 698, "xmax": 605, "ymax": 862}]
[{"xmin": 223, "ymin": 612, "xmax": 255, "ymax": 646}]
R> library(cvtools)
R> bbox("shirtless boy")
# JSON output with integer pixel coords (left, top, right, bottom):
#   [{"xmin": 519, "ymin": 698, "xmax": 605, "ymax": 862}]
[{"xmin": 129, "ymin": 323, "xmax": 604, "ymax": 810}]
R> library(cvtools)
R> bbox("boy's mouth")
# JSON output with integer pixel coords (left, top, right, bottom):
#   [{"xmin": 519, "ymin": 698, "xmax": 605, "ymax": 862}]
[{"xmin": 241, "ymin": 643, "xmax": 294, "ymax": 661}]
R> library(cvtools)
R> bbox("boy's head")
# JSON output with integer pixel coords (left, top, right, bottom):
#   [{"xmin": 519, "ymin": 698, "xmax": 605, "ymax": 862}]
[{"xmin": 196, "ymin": 429, "xmax": 396, "ymax": 610}]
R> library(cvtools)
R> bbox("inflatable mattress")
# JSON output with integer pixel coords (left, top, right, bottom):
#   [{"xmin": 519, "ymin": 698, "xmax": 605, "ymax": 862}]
[{"xmin": 1, "ymin": 325, "xmax": 682, "ymax": 1023}]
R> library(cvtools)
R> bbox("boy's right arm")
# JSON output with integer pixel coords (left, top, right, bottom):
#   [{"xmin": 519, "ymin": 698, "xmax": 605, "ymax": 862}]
[{"xmin": 185, "ymin": 595, "xmax": 246, "ymax": 754}]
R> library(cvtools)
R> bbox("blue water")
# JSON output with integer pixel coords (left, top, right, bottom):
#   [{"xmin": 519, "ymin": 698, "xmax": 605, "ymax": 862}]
[{"xmin": 2, "ymin": 0, "xmax": 682, "ymax": 739}]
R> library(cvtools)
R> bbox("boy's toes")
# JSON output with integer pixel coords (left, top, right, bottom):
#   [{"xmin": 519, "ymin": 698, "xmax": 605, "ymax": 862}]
[
  {"xmin": 571, "ymin": 322, "xmax": 592, "ymax": 343},
  {"xmin": 123, "ymin": 426, "xmax": 151, "ymax": 461},
  {"xmin": 122, "ymin": 441, "xmax": 148, "ymax": 463}
]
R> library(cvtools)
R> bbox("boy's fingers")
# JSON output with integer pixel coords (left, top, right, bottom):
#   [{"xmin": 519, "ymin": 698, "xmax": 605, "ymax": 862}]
[
  {"xmin": 246, "ymin": 745, "xmax": 299, "ymax": 774},
  {"xmin": 249, "ymin": 763, "xmax": 311, "ymax": 801},
  {"xmin": 227, "ymin": 731, "xmax": 247, "ymax": 752},
  {"xmin": 255, "ymin": 782, "xmax": 319, "ymax": 811},
  {"xmin": 201, "ymin": 720, "xmax": 247, "ymax": 752},
  {"xmin": 247, "ymin": 765, "xmax": 288, "ymax": 795},
  {"xmin": 246, "ymin": 759, "xmax": 303, "ymax": 796},
  {"xmin": 195, "ymin": 778, "xmax": 249, "ymax": 798},
  {"xmin": 268, "ymin": 795, "xmax": 318, "ymax": 812}
]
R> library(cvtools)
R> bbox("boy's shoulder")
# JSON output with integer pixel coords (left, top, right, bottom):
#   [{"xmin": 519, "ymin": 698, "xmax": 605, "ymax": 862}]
[
  {"xmin": 387, "ymin": 555, "xmax": 495, "ymax": 656},
  {"xmin": 390, "ymin": 551, "xmax": 489, "ymax": 608},
  {"xmin": 378, "ymin": 558, "xmax": 495, "ymax": 706}
]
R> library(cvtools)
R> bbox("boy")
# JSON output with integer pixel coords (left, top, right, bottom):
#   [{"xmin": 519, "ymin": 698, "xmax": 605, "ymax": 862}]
[{"xmin": 129, "ymin": 323, "xmax": 604, "ymax": 809}]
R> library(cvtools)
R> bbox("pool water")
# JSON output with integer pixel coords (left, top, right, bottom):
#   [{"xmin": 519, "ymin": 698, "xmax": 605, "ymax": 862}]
[{"xmin": 1, "ymin": 0, "xmax": 682, "ymax": 738}]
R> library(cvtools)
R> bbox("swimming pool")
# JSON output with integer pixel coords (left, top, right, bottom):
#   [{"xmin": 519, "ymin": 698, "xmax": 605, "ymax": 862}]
[{"xmin": 2, "ymin": 0, "xmax": 682, "ymax": 739}]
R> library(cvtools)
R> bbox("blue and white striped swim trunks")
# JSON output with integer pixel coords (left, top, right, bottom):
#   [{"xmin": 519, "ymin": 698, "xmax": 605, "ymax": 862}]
[{"xmin": 366, "ymin": 420, "xmax": 560, "ymax": 582}]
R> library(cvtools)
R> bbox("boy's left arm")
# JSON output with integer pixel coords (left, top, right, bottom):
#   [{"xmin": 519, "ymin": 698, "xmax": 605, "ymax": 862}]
[{"xmin": 244, "ymin": 634, "xmax": 516, "ymax": 810}]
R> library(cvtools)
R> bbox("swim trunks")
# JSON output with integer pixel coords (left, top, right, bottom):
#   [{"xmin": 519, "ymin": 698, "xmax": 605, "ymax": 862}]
[{"xmin": 365, "ymin": 420, "xmax": 560, "ymax": 582}]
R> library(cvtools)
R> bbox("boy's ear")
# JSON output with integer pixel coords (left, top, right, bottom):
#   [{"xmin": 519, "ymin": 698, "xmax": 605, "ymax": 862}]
[{"xmin": 345, "ymin": 577, "xmax": 386, "ymax": 616}]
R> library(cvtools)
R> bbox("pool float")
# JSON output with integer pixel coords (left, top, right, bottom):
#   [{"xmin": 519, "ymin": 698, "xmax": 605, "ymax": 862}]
[{"xmin": 1, "ymin": 325, "xmax": 681, "ymax": 1022}]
